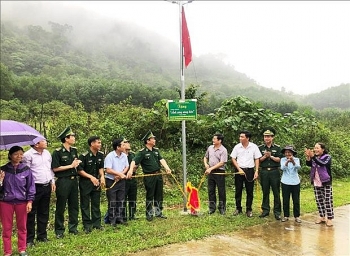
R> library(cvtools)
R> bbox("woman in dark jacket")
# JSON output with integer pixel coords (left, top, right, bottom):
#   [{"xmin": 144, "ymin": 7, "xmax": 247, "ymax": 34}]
[
  {"xmin": 305, "ymin": 142, "xmax": 333, "ymax": 227},
  {"xmin": 0, "ymin": 146, "xmax": 35, "ymax": 256}
]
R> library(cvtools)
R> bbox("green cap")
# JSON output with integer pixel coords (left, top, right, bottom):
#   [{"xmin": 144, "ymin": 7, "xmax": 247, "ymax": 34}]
[
  {"xmin": 262, "ymin": 127, "xmax": 276, "ymax": 136},
  {"xmin": 141, "ymin": 130, "xmax": 156, "ymax": 141},
  {"xmin": 57, "ymin": 126, "xmax": 75, "ymax": 140}
]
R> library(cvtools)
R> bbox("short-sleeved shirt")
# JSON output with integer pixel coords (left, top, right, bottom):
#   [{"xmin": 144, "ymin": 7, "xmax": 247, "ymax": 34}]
[
  {"xmin": 78, "ymin": 150, "xmax": 104, "ymax": 179},
  {"xmin": 230, "ymin": 142, "xmax": 262, "ymax": 168},
  {"xmin": 133, "ymin": 147, "xmax": 163, "ymax": 174},
  {"xmin": 23, "ymin": 147, "xmax": 55, "ymax": 184},
  {"xmin": 204, "ymin": 145, "xmax": 228, "ymax": 170},
  {"xmin": 51, "ymin": 146, "xmax": 79, "ymax": 178},
  {"xmin": 258, "ymin": 143, "xmax": 282, "ymax": 169},
  {"xmin": 104, "ymin": 151, "xmax": 129, "ymax": 181}
]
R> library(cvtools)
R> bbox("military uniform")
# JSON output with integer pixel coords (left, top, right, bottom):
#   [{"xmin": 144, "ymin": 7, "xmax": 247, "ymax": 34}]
[
  {"xmin": 258, "ymin": 128, "xmax": 283, "ymax": 218},
  {"xmin": 123, "ymin": 151, "xmax": 138, "ymax": 221},
  {"xmin": 52, "ymin": 145, "xmax": 79, "ymax": 236},
  {"xmin": 78, "ymin": 150, "xmax": 104, "ymax": 231},
  {"xmin": 133, "ymin": 131, "xmax": 165, "ymax": 219}
]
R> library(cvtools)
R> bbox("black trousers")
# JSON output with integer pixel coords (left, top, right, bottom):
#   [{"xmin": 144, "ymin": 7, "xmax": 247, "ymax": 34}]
[
  {"xmin": 234, "ymin": 168, "xmax": 255, "ymax": 212},
  {"xmin": 106, "ymin": 179, "xmax": 125, "ymax": 225},
  {"xmin": 143, "ymin": 174, "xmax": 163, "ymax": 217},
  {"xmin": 27, "ymin": 183, "xmax": 51, "ymax": 242},
  {"xmin": 208, "ymin": 169, "xmax": 226, "ymax": 213},
  {"xmin": 123, "ymin": 179, "xmax": 137, "ymax": 220},
  {"xmin": 281, "ymin": 183, "xmax": 300, "ymax": 218}
]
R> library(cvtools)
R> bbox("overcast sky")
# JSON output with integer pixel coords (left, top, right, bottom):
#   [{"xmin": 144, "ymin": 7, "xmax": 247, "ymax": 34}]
[{"xmin": 4, "ymin": 1, "xmax": 350, "ymax": 95}]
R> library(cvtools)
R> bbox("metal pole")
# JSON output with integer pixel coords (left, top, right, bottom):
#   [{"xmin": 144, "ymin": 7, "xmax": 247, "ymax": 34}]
[{"xmin": 179, "ymin": 1, "xmax": 187, "ymax": 212}]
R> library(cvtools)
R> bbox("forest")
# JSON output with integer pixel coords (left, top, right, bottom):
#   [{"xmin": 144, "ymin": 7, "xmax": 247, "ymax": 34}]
[{"xmin": 1, "ymin": 8, "xmax": 349, "ymax": 183}]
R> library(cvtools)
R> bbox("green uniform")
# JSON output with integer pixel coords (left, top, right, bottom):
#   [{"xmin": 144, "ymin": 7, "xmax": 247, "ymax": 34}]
[
  {"xmin": 51, "ymin": 146, "xmax": 79, "ymax": 235},
  {"xmin": 133, "ymin": 147, "xmax": 163, "ymax": 218},
  {"xmin": 78, "ymin": 150, "xmax": 104, "ymax": 231},
  {"xmin": 123, "ymin": 151, "xmax": 138, "ymax": 220},
  {"xmin": 258, "ymin": 143, "xmax": 283, "ymax": 217}
]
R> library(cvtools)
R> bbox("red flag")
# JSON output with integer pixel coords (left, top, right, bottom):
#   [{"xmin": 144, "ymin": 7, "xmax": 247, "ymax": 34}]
[
  {"xmin": 186, "ymin": 181, "xmax": 200, "ymax": 215},
  {"xmin": 182, "ymin": 6, "xmax": 192, "ymax": 68}
]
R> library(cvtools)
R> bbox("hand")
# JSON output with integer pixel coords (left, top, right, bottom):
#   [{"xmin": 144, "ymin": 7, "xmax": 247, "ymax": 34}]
[
  {"xmin": 51, "ymin": 183, "xmax": 56, "ymax": 192},
  {"xmin": 26, "ymin": 202, "xmax": 32, "ymax": 213},
  {"xmin": 166, "ymin": 168, "xmax": 172, "ymax": 174},
  {"xmin": 264, "ymin": 151, "xmax": 271, "ymax": 158},
  {"xmin": 126, "ymin": 171, "xmax": 133, "ymax": 179},
  {"xmin": 100, "ymin": 178, "xmax": 105, "ymax": 188},
  {"xmin": 238, "ymin": 168, "xmax": 245, "ymax": 175},
  {"xmin": 90, "ymin": 176, "xmax": 99, "ymax": 186},
  {"xmin": 119, "ymin": 173, "xmax": 126, "ymax": 180},
  {"xmin": 0, "ymin": 170, "xmax": 4, "ymax": 182},
  {"xmin": 204, "ymin": 163, "xmax": 209, "ymax": 169},
  {"xmin": 71, "ymin": 158, "xmax": 82, "ymax": 168},
  {"xmin": 254, "ymin": 171, "xmax": 259, "ymax": 180},
  {"xmin": 204, "ymin": 168, "xmax": 211, "ymax": 175}
]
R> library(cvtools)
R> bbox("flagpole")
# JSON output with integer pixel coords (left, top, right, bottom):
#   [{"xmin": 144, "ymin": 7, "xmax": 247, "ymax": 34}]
[
  {"xmin": 169, "ymin": 0, "xmax": 192, "ymax": 213},
  {"xmin": 179, "ymin": 1, "xmax": 187, "ymax": 212}
]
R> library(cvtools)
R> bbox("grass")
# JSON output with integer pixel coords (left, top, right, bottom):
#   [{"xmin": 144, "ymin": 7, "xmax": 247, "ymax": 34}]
[{"xmin": 1, "ymin": 177, "xmax": 349, "ymax": 255}]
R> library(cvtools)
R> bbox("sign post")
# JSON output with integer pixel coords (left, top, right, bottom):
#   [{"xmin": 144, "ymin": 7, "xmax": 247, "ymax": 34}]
[{"xmin": 168, "ymin": 99, "xmax": 197, "ymax": 121}]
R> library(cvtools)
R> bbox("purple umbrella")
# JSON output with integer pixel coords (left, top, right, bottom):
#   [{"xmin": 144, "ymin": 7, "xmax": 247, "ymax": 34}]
[{"xmin": 0, "ymin": 120, "xmax": 46, "ymax": 150}]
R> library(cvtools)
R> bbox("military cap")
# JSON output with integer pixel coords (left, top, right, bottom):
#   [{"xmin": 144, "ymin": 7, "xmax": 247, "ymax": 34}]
[
  {"xmin": 262, "ymin": 127, "xmax": 276, "ymax": 136},
  {"xmin": 281, "ymin": 145, "xmax": 297, "ymax": 156},
  {"xmin": 57, "ymin": 126, "xmax": 75, "ymax": 140},
  {"xmin": 141, "ymin": 130, "xmax": 156, "ymax": 141}
]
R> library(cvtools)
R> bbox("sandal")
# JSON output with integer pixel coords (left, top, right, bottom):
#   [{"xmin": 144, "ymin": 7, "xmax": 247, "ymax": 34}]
[
  {"xmin": 295, "ymin": 217, "xmax": 302, "ymax": 223},
  {"xmin": 281, "ymin": 217, "xmax": 289, "ymax": 222},
  {"xmin": 326, "ymin": 219, "xmax": 333, "ymax": 227},
  {"xmin": 315, "ymin": 217, "xmax": 326, "ymax": 224}
]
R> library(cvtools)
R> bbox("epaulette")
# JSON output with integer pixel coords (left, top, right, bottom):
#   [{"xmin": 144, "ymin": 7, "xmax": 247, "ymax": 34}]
[
  {"xmin": 258, "ymin": 144, "xmax": 264, "ymax": 147},
  {"xmin": 98, "ymin": 150, "xmax": 104, "ymax": 154},
  {"xmin": 71, "ymin": 146, "xmax": 77, "ymax": 149},
  {"xmin": 274, "ymin": 144, "xmax": 280, "ymax": 147},
  {"xmin": 139, "ymin": 148, "xmax": 145, "ymax": 152},
  {"xmin": 82, "ymin": 151, "xmax": 89, "ymax": 156},
  {"xmin": 154, "ymin": 147, "xmax": 159, "ymax": 150},
  {"xmin": 55, "ymin": 147, "xmax": 61, "ymax": 151}
]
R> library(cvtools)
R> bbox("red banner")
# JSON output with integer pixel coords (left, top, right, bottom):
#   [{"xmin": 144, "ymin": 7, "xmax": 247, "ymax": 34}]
[{"xmin": 182, "ymin": 6, "xmax": 192, "ymax": 68}]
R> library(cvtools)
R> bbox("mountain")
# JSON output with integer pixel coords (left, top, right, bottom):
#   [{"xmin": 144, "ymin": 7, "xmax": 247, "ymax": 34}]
[{"xmin": 1, "ymin": 1, "xmax": 348, "ymax": 110}]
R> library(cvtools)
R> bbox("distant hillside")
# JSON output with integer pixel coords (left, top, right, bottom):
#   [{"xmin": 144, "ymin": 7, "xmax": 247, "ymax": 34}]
[{"xmin": 1, "ymin": 1, "xmax": 348, "ymax": 110}]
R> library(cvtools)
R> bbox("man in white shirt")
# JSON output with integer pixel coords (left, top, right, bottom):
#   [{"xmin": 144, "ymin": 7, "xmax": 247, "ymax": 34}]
[
  {"xmin": 22, "ymin": 138, "xmax": 55, "ymax": 246},
  {"xmin": 230, "ymin": 130, "xmax": 262, "ymax": 218}
]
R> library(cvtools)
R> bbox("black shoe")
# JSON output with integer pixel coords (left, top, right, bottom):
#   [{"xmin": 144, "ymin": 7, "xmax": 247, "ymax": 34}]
[
  {"xmin": 26, "ymin": 241, "xmax": 35, "ymax": 247},
  {"xmin": 129, "ymin": 216, "xmax": 138, "ymax": 220},
  {"xmin": 69, "ymin": 230, "xmax": 79, "ymax": 235},
  {"xmin": 208, "ymin": 210, "xmax": 215, "ymax": 215},
  {"xmin": 117, "ymin": 220, "xmax": 128, "ymax": 226},
  {"xmin": 275, "ymin": 215, "xmax": 281, "ymax": 220},
  {"xmin": 56, "ymin": 234, "xmax": 64, "ymax": 239},
  {"xmin": 146, "ymin": 216, "xmax": 153, "ymax": 221},
  {"xmin": 155, "ymin": 214, "xmax": 167, "ymax": 219},
  {"xmin": 259, "ymin": 212, "xmax": 269, "ymax": 218},
  {"xmin": 93, "ymin": 226, "xmax": 104, "ymax": 230},
  {"xmin": 219, "ymin": 210, "xmax": 226, "ymax": 215},
  {"xmin": 36, "ymin": 238, "xmax": 49, "ymax": 242},
  {"xmin": 246, "ymin": 211, "xmax": 253, "ymax": 218},
  {"xmin": 84, "ymin": 228, "xmax": 92, "ymax": 234},
  {"xmin": 233, "ymin": 210, "xmax": 243, "ymax": 216}
]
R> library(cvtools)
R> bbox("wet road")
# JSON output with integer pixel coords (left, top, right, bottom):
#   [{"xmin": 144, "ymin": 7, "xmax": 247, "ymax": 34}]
[{"xmin": 129, "ymin": 205, "xmax": 349, "ymax": 256}]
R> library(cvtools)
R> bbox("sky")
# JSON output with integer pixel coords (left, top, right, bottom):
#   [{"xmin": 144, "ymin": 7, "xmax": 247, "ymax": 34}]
[{"xmin": 4, "ymin": 1, "xmax": 350, "ymax": 95}]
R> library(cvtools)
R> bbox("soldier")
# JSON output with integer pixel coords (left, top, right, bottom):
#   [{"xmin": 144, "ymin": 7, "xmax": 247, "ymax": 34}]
[
  {"xmin": 51, "ymin": 126, "xmax": 81, "ymax": 239},
  {"xmin": 127, "ymin": 130, "xmax": 172, "ymax": 221},
  {"xmin": 122, "ymin": 138, "xmax": 139, "ymax": 221},
  {"xmin": 258, "ymin": 127, "xmax": 283, "ymax": 220},
  {"xmin": 77, "ymin": 136, "xmax": 105, "ymax": 233}
]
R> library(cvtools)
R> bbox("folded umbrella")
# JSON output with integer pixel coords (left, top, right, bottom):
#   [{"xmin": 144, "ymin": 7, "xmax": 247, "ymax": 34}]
[{"xmin": 0, "ymin": 120, "xmax": 46, "ymax": 150}]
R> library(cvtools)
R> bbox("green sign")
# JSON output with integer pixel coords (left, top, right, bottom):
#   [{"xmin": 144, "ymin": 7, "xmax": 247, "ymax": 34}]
[{"xmin": 168, "ymin": 99, "xmax": 197, "ymax": 121}]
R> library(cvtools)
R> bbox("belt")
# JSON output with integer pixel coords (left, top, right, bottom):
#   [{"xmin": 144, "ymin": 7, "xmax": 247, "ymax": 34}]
[
  {"xmin": 240, "ymin": 167, "xmax": 254, "ymax": 171},
  {"xmin": 35, "ymin": 182, "xmax": 51, "ymax": 187},
  {"xmin": 261, "ymin": 167, "xmax": 279, "ymax": 171},
  {"xmin": 58, "ymin": 176, "xmax": 76, "ymax": 180}
]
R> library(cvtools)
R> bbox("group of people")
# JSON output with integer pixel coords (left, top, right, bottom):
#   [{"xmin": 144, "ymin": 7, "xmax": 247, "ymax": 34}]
[
  {"xmin": 0, "ymin": 126, "xmax": 334, "ymax": 256},
  {"xmin": 0, "ymin": 127, "xmax": 172, "ymax": 256},
  {"xmin": 203, "ymin": 128, "xmax": 334, "ymax": 226}
]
